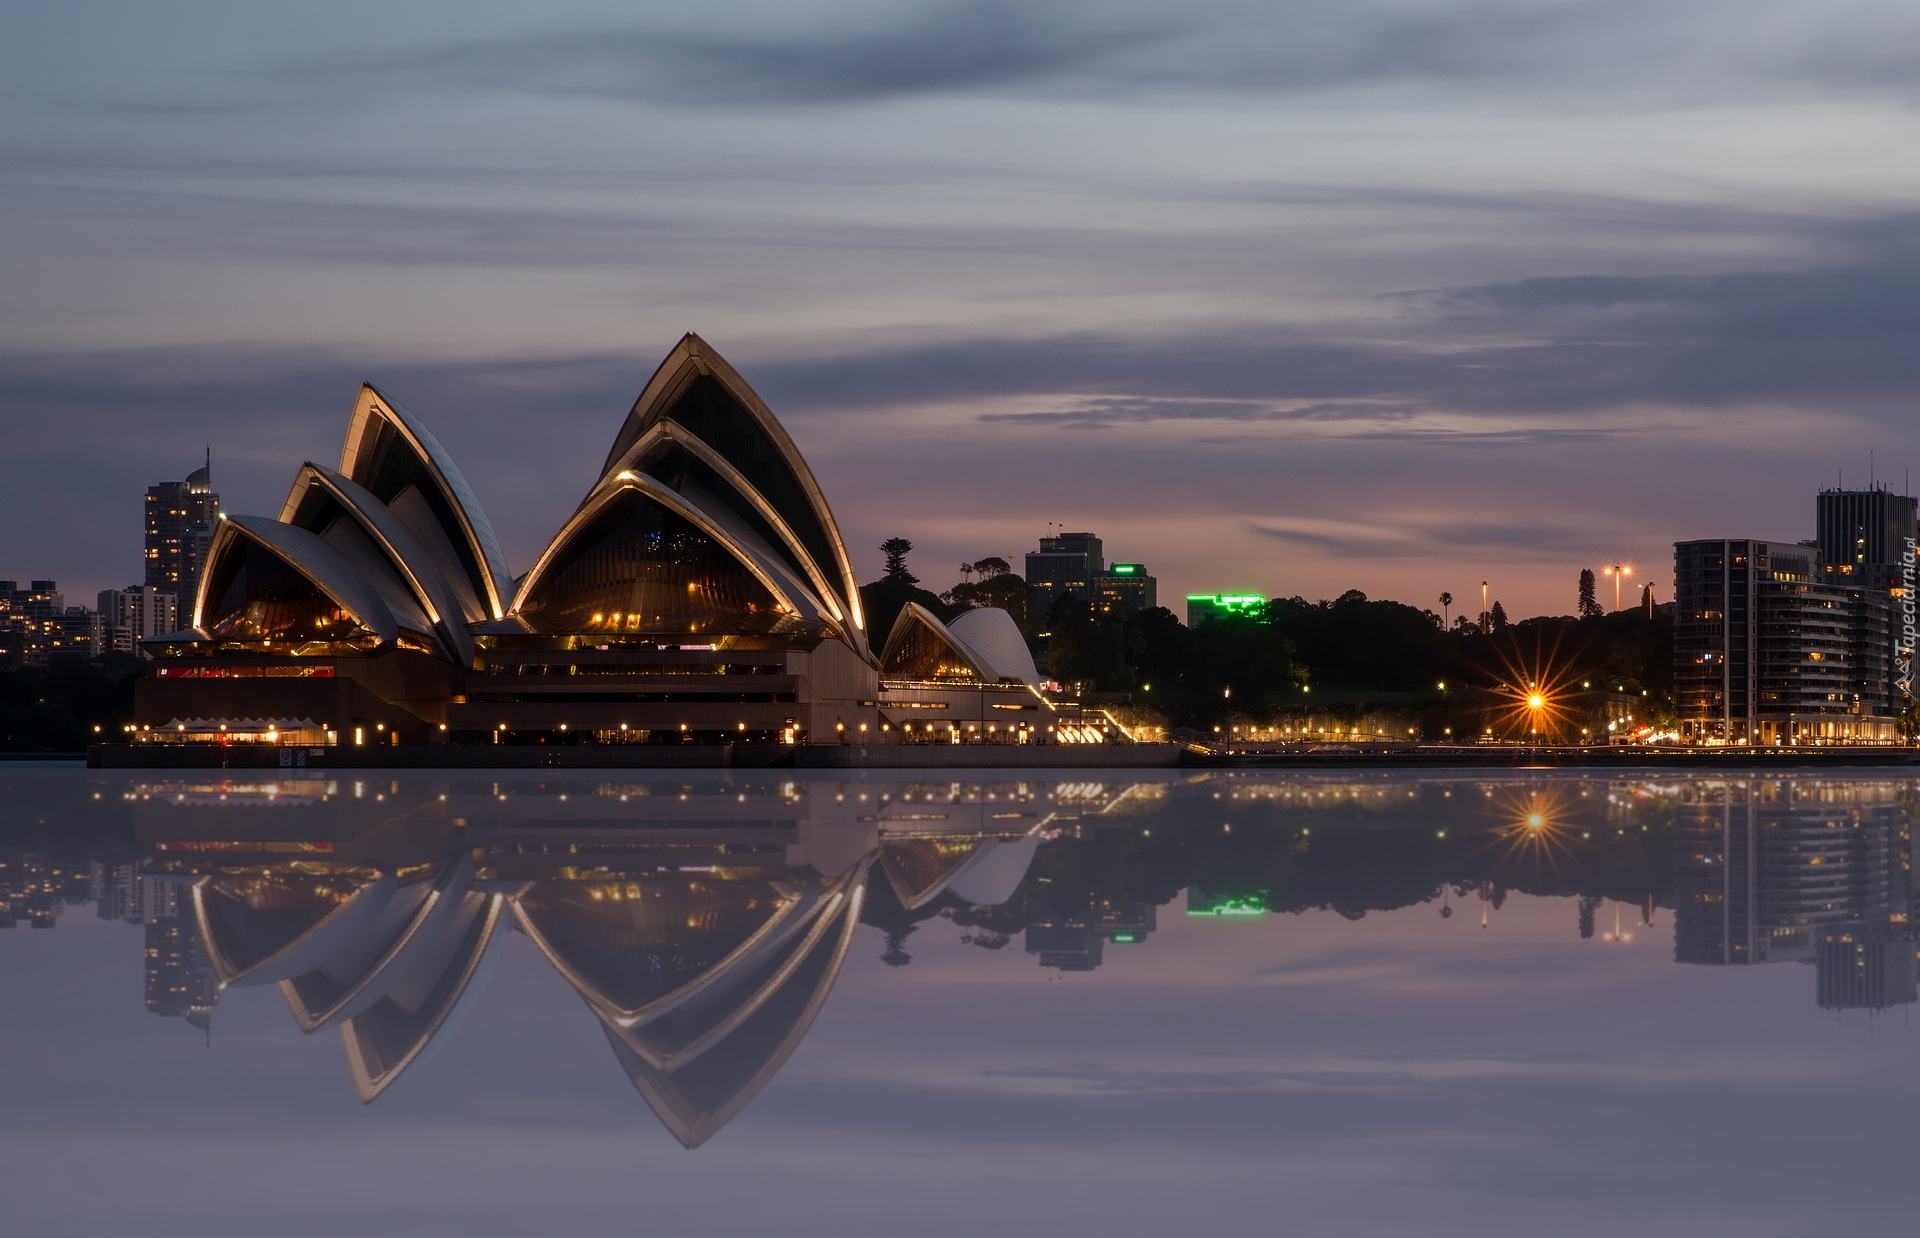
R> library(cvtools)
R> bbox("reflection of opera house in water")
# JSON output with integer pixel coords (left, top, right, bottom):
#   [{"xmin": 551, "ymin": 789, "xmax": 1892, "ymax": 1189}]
[
  {"xmin": 121, "ymin": 335, "xmax": 1140, "ymax": 760},
  {"xmin": 136, "ymin": 778, "xmax": 1049, "ymax": 1146}
]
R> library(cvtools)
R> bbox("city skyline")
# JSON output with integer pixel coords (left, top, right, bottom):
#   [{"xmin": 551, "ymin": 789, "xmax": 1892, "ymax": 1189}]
[{"xmin": 6, "ymin": 1, "xmax": 1919, "ymax": 616}]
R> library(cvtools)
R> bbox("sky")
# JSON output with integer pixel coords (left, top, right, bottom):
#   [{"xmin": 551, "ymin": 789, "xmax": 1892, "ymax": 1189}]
[{"xmin": 4, "ymin": 0, "xmax": 1919, "ymax": 617}]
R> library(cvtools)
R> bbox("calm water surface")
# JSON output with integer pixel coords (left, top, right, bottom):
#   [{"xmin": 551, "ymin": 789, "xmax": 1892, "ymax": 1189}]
[{"xmin": 2, "ymin": 768, "xmax": 1914, "ymax": 1237}]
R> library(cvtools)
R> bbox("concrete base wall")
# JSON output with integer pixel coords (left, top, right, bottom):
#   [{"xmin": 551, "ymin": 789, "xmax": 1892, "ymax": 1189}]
[
  {"xmin": 88, "ymin": 742, "xmax": 1184, "ymax": 770},
  {"xmin": 793, "ymin": 744, "xmax": 1182, "ymax": 768}
]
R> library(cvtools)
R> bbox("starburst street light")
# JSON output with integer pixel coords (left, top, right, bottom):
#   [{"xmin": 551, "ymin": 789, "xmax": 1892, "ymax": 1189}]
[
  {"xmin": 1484, "ymin": 631, "xmax": 1582, "ymax": 742},
  {"xmin": 1603, "ymin": 564, "xmax": 1633, "ymax": 611}
]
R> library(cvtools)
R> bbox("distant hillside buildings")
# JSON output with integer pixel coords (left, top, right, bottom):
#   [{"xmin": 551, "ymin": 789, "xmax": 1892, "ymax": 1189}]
[
  {"xmin": 0, "ymin": 460, "xmax": 215, "ymax": 669},
  {"xmin": 1023, "ymin": 531, "xmax": 1157, "ymax": 616}
]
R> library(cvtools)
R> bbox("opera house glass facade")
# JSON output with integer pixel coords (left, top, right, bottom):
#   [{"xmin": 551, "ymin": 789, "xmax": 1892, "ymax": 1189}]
[{"xmin": 130, "ymin": 336, "xmax": 1113, "ymax": 754}]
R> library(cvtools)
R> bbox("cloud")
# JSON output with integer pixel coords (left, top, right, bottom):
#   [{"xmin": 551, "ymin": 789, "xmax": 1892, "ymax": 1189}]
[
  {"xmin": 305, "ymin": 1, "xmax": 1920, "ymax": 110},
  {"xmin": 977, "ymin": 396, "xmax": 1420, "ymax": 429},
  {"xmin": 1250, "ymin": 516, "xmax": 1597, "ymax": 559},
  {"xmin": 745, "ymin": 251, "xmax": 1920, "ymax": 422},
  {"xmin": 389, "ymin": 3, "xmax": 1171, "ymax": 106}
]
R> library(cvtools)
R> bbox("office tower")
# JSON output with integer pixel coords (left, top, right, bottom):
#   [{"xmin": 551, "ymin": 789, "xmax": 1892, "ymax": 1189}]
[
  {"xmin": 1817, "ymin": 487, "xmax": 1918, "ymax": 715},
  {"xmin": 1091, "ymin": 563, "xmax": 1157, "ymax": 613},
  {"xmin": 1816, "ymin": 929, "xmax": 1919, "ymax": 1011},
  {"xmin": 43, "ymin": 608, "xmax": 102, "ymax": 659},
  {"xmin": 143, "ymin": 906, "xmax": 218, "ymax": 1029},
  {"xmin": 1817, "ymin": 486, "xmax": 1918, "ymax": 594},
  {"xmin": 1672, "ymin": 539, "xmax": 1895, "ymax": 744},
  {"xmin": 98, "ymin": 585, "xmax": 180, "ymax": 654},
  {"xmin": 1024, "ymin": 532, "xmax": 1104, "ymax": 614},
  {"xmin": 1673, "ymin": 780, "xmax": 1909, "ymax": 967},
  {"xmin": 95, "ymin": 864, "xmax": 146, "ymax": 922},
  {"xmin": 0, "ymin": 580, "xmax": 62, "ymax": 668},
  {"xmin": 144, "ymin": 457, "xmax": 219, "ymax": 605}
]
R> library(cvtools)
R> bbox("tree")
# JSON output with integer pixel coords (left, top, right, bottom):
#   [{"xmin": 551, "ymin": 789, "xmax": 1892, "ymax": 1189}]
[
  {"xmin": 943, "ymin": 558, "xmax": 1035, "ymax": 632},
  {"xmin": 1439, "ymin": 591, "xmax": 1453, "ymax": 629},
  {"xmin": 1489, "ymin": 600, "xmax": 1510, "ymax": 632},
  {"xmin": 1639, "ymin": 583, "xmax": 1654, "ymax": 615},
  {"xmin": 1578, "ymin": 569, "xmax": 1601, "ymax": 619},
  {"xmin": 860, "ymin": 537, "xmax": 955, "ymax": 647},
  {"xmin": 1577, "ymin": 894, "xmax": 1601, "ymax": 940},
  {"xmin": 1267, "ymin": 591, "xmax": 1454, "ymax": 690},
  {"xmin": 880, "ymin": 537, "xmax": 917, "ymax": 585}
]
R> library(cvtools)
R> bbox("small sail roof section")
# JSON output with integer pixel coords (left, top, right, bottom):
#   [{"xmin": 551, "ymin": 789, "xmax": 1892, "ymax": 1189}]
[
  {"xmin": 195, "ymin": 516, "xmax": 399, "ymax": 645},
  {"xmin": 878, "ymin": 603, "xmax": 997, "ymax": 683},
  {"xmin": 191, "ymin": 871, "xmax": 400, "ymax": 988},
  {"xmin": 879, "ymin": 835, "xmax": 1008, "ymax": 910},
  {"xmin": 944, "ymin": 832, "xmax": 1043, "ymax": 906},
  {"xmin": 599, "ymin": 874, "xmax": 867, "ymax": 1148},
  {"xmin": 509, "ymin": 876, "xmax": 830, "ymax": 1024},
  {"xmin": 278, "ymin": 854, "xmax": 478, "ymax": 1033},
  {"xmin": 947, "ymin": 608, "xmax": 1039, "ymax": 684},
  {"xmin": 598, "ymin": 335, "xmax": 865, "ymax": 641},
  {"xmin": 510, "ymin": 475, "xmax": 832, "ymax": 638},
  {"xmin": 338, "ymin": 384, "xmax": 511, "ymax": 621},
  {"xmin": 341, "ymin": 890, "xmax": 510, "ymax": 1103},
  {"xmin": 278, "ymin": 464, "xmax": 474, "ymax": 665},
  {"xmin": 609, "ymin": 422, "xmax": 853, "ymax": 632}
]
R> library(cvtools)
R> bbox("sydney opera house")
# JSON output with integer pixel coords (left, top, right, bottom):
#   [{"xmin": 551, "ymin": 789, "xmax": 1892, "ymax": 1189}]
[
  {"xmin": 123, "ymin": 336, "xmax": 1141, "ymax": 763},
  {"xmin": 133, "ymin": 776, "xmax": 1057, "ymax": 1146}
]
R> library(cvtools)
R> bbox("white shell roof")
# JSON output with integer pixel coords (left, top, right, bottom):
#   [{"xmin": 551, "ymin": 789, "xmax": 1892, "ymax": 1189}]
[{"xmin": 947, "ymin": 608, "xmax": 1039, "ymax": 684}]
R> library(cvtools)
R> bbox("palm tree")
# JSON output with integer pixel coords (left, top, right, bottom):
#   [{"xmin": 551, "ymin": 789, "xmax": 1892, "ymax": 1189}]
[{"xmin": 1439, "ymin": 591, "xmax": 1453, "ymax": 630}]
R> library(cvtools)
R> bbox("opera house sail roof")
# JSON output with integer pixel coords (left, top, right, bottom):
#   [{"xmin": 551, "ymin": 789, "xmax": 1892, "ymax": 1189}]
[{"xmin": 131, "ymin": 331, "xmax": 1114, "ymax": 753}]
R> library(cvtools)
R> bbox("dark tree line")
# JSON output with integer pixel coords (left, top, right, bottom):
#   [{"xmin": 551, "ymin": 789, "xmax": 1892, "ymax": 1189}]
[
  {"xmin": 0, "ymin": 654, "xmax": 145, "ymax": 752},
  {"xmin": 863, "ymin": 538, "xmax": 1676, "ymax": 729}
]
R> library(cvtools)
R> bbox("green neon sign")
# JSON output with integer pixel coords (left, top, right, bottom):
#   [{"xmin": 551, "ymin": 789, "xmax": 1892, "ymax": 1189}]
[
  {"xmin": 1187, "ymin": 595, "xmax": 1266, "ymax": 617},
  {"xmin": 1185, "ymin": 892, "xmax": 1268, "ymax": 917}
]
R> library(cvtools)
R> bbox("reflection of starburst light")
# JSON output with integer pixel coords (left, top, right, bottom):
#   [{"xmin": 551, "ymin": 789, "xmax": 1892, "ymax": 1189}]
[{"xmin": 1482, "ymin": 786, "xmax": 1588, "ymax": 881}]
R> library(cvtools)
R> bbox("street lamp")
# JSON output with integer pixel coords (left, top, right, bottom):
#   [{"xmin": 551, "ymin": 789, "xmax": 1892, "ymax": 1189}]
[{"xmin": 1603, "ymin": 564, "xmax": 1633, "ymax": 611}]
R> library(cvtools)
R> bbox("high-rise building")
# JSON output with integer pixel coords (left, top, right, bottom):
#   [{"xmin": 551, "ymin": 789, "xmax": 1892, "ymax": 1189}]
[
  {"xmin": 98, "ymin": 586, "xmax": 180, "ymax": 654},
  {"xmin": 144, "ymin": 457, "xmax": 219, "ymax": 607},
  {"xmin": 1816, "ymin": 929, "xmax": 1918, "ymax": 1011},
  {"xmin": 143, "ymin": 899, "xmax": 218, "ymax": 1029},
  {"xmin": 1673, "ymin": 780, "xmax": 1911, "ymax": 968},
  {"xmin": 1817, "ymin": 486, "xmax": 1918, "ymax": 594},
  {"xmin": 1672, "ymin": 539, "xmax": 1896, "ymax": 744},
  {"xmin": 1024, "ymin": 532, "xmax": 1104, "ymax": 615},
  {"xmin": 1091, "ymin": 563, "xmax": 1157, "ymax": 613}
]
